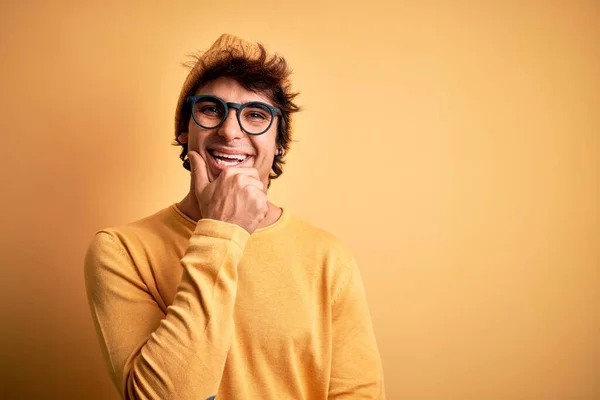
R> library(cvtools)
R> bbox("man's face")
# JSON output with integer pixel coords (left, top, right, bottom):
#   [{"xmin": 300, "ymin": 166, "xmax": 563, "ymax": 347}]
[{"xmin": 185, "ymin": 77, "xmax": 279, "ymax": 189}]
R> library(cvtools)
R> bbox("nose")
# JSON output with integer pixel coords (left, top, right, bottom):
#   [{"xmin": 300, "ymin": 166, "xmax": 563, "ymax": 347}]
[{"xmin": 217, "ymin": 109, "xmax": 244, "ymax": 141}]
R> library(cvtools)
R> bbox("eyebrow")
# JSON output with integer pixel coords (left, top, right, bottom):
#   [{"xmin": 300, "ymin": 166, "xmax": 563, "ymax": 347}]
[{"xmin": 199, "ymin": 94, "xmax": 274, "ymax": 107}]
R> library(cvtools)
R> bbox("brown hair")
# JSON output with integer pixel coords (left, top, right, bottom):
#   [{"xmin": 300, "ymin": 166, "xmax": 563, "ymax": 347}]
[{"xmin": 172, "ymin": 36, "xmax": 300, "ymax": 188}]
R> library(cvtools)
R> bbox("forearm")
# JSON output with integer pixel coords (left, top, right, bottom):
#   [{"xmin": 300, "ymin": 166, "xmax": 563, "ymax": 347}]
[
  {"xmin": 85, "ymin": 219, "xmax": 249, "ymax": 400},
  {"xmin": 125, "ymin": 246, "xmax": 237, "ymax": 398}
]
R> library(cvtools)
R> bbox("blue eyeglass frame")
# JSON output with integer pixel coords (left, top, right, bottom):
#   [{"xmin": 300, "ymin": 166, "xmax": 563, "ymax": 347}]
[{"xmin": 187, "ymin": 94, "xmax": 282, "ymax": 135}]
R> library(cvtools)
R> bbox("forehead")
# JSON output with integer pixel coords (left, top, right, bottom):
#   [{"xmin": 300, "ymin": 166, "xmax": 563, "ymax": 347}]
[{"xmin": 194, "ymin": 76, "xmax": 273, "ymax": 105}]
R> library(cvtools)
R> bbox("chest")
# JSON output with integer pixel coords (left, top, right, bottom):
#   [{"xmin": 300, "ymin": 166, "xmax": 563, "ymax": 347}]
[
  {"xmin": 231, "ymin": 256, "xmax": 331, "ymax": 388},
  {"xmin": 157, "ymin": 251, "xmax": 330, "ymax": 348},
  {"xmin": 235, "ymin": 256, "xmax": 320, "ymax": 346},
  {"xmin": 154, "ymin": 241, "xmax": 333, "ymax": 392}
]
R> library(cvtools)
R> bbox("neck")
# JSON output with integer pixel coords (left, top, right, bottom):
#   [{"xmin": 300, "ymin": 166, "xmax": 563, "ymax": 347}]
[{"xmin": 176, "ymin": 191, "xmax": 282, "ymax": 230}]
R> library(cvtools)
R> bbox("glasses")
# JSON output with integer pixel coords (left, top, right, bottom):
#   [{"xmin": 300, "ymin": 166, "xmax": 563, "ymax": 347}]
[{"xmin": 187, "ymin": 94, "xmax": 282, "ymax": 135}]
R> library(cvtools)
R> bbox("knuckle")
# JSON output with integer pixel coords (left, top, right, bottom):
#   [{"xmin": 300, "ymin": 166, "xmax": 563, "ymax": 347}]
[{"xmin": 234, "ymin": 174, "xmax": 246, "ymax": 186}]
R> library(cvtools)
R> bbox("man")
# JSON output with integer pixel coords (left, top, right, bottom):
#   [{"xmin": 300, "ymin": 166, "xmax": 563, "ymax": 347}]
[{"xmin": 84, "ymin": 33, "xmax": 385, "ymax": 400}]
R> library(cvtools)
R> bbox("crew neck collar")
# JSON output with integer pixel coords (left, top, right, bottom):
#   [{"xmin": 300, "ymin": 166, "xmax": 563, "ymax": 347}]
[{"xmin": 170, "ymin": 203, "xmax": 290, "ymax": 235}]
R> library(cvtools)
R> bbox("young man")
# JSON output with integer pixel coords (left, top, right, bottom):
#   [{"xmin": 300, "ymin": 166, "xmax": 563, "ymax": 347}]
[{"xmin": 84, "ymin": 34, "xmax": 386, "ymax": 400}]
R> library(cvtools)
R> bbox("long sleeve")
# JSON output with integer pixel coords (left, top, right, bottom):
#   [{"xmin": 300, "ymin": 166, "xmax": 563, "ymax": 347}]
[
  {"xmin": 84, "ymin": 219, "xmax": 249, "ymax": 400},
  {"xmin": 328, "ymin": 259, "xmax": 386, "ymax": 399}
]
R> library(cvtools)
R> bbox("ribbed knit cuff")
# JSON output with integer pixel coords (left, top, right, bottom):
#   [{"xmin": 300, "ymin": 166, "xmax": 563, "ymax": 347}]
[{"xmin": 193, "ymin": 219, "xmax": 251, "ymax": 249}]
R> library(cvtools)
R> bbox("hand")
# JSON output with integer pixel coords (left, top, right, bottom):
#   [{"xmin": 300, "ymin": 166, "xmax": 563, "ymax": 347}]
[{"xmin": 188, "ymin": 150, "xmax": 268, "ymax": 234}]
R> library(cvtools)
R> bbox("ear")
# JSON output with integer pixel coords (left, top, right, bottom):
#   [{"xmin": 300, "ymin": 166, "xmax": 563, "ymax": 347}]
[{"xmin": 177, "ymin": 133, "xmax": 189, "ymax": 144}]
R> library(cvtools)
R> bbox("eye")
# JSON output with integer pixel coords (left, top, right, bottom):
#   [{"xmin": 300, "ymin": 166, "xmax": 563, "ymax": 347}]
[
  {"xmin": 243, "ymin": 104, "xmax": 271, "ymax": 121},
  {"xmin": 247, "ymin": 111, "xmax": 267, "ymax": 120},
  {"xmin": 200, "ymin": 105, "xmax": 222, "ymax": 116}
]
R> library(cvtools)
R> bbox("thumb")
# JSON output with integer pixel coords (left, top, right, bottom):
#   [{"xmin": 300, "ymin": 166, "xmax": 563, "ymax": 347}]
[{"xmin": 188, "ymin": 151, "xmax": 210, "ymax": 194}]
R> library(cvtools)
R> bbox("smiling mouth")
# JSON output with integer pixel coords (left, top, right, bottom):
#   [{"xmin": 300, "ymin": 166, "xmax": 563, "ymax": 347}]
[{"xmin": 208, "ymin": 149, "xmax": 250, "ymax": 167}]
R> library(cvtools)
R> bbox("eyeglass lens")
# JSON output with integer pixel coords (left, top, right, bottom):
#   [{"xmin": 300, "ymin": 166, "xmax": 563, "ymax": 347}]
[{"xmin": 192, "ymin": 98, "xmax": 273, "ymax": 134}]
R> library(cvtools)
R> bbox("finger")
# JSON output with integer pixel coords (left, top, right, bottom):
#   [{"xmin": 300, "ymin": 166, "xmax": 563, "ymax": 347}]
[
  {"xmin": 221, "ymin": 167, "xmax": 260, "ymax": 181},
  {"xmin": 237, "ymin": 175, "xmax": 266, "ymax": 192},
  {"xmin": 188, "ymin": 151, "xmax": 211, "ymax": 193},
  {"xmin": 245, "ymin": 186, "xmax": 269, "ymax": 217}
]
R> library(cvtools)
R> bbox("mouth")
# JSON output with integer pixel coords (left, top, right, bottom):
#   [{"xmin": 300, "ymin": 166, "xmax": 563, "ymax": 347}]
[{"xmin": 207, "ymin": 148, "xmax": 252, "ymax": 169}]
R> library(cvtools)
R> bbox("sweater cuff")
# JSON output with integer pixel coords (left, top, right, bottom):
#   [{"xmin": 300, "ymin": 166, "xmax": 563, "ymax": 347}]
[{"xmin": 193, "ymin": 219, "xmax": 251, "ymax": 249}]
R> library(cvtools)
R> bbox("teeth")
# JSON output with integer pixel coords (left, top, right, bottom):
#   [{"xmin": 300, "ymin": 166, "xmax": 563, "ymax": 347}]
[
  {"xmin": 212, "ymin": 150, "xmax": 248, "ymax": 161},
  {"xmin": 215, "ymin": 157, "xmax": 243, "ymax": 166}
]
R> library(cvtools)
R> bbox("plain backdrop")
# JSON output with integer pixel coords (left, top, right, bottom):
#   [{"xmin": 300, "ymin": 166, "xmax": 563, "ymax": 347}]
[{"xmin": 1, "ymin": 1, "xmax": 598, "ymax": 399}]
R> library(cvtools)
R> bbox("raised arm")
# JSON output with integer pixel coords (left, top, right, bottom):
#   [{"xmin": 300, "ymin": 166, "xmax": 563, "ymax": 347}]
[
  {"xmin": 85, "ymin": 219, "xmax": 248, "ymax": 399},
  {"xmin": 85, "ymin": 151, "xmax": 269, "ymax": 399}
]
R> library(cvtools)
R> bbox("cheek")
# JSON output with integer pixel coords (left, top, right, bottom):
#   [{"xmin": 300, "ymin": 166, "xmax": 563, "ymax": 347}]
[
  {"xmin": 186, "ymin": 133, "xmax": 197, "ymax": 149},
  {"xmin": 259, "ymin": 127, "xmax": 279, "ymax": 154},
  {"xmin": 252, "ymin": 138, "xmax": 277, "ymax": 159},
  {"xmin": 187, "ymin": 128, "xmax": 207, "ymax": 151}
]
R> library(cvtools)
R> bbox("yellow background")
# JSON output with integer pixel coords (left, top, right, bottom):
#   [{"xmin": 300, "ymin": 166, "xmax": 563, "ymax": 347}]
[{"xmin": 1, "ymin": 1, "xmax": 598, "ymax": 399}]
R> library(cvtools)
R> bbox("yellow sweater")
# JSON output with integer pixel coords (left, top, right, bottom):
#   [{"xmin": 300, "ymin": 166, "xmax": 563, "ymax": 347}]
[{"xmin": 84, "ymin": 204, "xmax": 385, "ymax": 399}]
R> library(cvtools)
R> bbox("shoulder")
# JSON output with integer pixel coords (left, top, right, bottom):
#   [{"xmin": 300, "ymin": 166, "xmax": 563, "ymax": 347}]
[
  {"xmin": 84, "ymin": 205, "xmax": 187, "ymax": 285},
  {"xmin": 92, "ymin": 204, "xmax": 187, "ymax": 249},
  {"xmin": 282, "ymin": 213, "xmax": 357, "ymax": 291},
  {"xmin": 84, "ymin": 205, "xmax": 188, "ymax": 270},
  {"xmin": 286, "ymin": 212, "xmax": 355, "ymax": 260}
]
